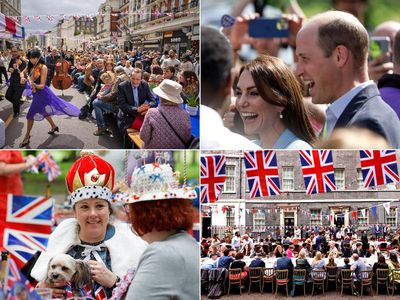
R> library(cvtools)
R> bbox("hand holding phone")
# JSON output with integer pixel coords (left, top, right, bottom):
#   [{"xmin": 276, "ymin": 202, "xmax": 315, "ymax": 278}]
[
  {"xmin": 248, "ymin": 18, "xmax": 289, "ymax": 38},
  {"xmin": 369, "ymin": 36, "xmax": 391, "ymax": 62}
]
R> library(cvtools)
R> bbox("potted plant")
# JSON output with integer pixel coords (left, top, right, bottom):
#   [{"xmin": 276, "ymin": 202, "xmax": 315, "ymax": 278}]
[{"xmin": 185, "ymin": 93, "xmax": 199, "ymax": 116}]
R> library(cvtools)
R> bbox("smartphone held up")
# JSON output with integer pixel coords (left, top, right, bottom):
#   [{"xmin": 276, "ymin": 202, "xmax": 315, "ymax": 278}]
[{"xmin": 248, "ymin": 18, "xmax": 289, "ymax": 38}]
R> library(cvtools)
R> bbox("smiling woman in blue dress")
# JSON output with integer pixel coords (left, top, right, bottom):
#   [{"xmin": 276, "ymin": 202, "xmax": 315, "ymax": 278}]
[{"xmin": 235, "ymin": 55, "xmax": 316, "ymax": 149}]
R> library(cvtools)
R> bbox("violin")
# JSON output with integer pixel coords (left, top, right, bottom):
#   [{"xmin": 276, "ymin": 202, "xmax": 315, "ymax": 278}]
[{"xmin": 52, "ymin": 39, "xmax": 72, "ymax": 91}]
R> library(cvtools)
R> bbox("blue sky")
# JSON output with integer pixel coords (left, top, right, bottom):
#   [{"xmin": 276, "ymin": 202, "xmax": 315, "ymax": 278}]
[{"xmin": 21, "ymin": 0, "xmax": 104, "ymax": 33}]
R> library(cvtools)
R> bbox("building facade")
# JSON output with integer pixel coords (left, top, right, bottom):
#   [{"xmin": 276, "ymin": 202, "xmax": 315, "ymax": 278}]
[
  {"xmin": 118, "ymin": 0, "xmax": 199, "ymax": 55},
  {"xmin": 95, "ymin": 0, "xmax": 120, "ymax": 47},
  {"xmin": 202, "ymin": 150, "xmax": 400, "ymax": 239},
  {"xmin": 0, "ymin": 0, "xmax": 22, "ymax": 49}
]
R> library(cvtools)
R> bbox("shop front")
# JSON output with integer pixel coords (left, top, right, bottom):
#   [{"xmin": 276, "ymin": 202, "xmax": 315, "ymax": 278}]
[{"xmin": 162, "ymin": 29, "xmax": 189, "ymax": 56}]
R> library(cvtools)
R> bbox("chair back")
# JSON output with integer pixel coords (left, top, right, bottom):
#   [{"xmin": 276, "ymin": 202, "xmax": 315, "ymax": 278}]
[
  {"xmin": 392, "ymin": 269, "xmax": 400, "ymax": 281},
  {"xmin": 249, "ymin": 267, "xmax": 262, "ymax": 281},
  {"xmin": 326, "ymin": 266, "xmax": 337, "ymax": 280},
  {"xmin": 293, "ymin": 269, "xmax": 306, "ymax": 285},
  {"xmin": 228, "ymin": 268, "xmax": 243, "ymax": 284},
  {"xmin": 263, "ymin": 267, "xmax": 275, "ymax": 282},
  {"xmin": 361, "ymin": 270, "xmax": 372, "ymax": 283},
  {"xmin": 311, "ymin": 269, "xmax": 326, "ymax": 282},
  {"xmin": 376, "ymin": 268, "xmax": 389, "ymax": 282},
  {"xmin": 275, "ymin": 269, "xmax": 288, "ymax": 285},
  {"xmin": 341, "ymin": 269, "xmax": 353, "ymax": 285}
]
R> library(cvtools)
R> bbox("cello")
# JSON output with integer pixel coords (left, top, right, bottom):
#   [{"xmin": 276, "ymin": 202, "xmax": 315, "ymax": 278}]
[{"xmin": 52, "ymin": 39, "xmax": 72, "ymax": 95}]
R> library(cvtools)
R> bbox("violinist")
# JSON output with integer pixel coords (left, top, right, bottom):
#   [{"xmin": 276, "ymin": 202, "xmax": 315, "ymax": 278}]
[
  {"xmin": 45, "ymin": 47, "xmax": 59, "ymax": 86},
  {"xmin": 5, "ymin": 46, "xmax": 27, "ymax": 118},
  {"xmin": 19, "ymin": 48, "xmax": 80, "ymax": 148}
]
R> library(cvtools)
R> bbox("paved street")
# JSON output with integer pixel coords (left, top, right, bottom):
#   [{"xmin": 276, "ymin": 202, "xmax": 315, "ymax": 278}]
[{"xmin": 0, "ymin": 84, "xmax": 121, "ymax": 149}]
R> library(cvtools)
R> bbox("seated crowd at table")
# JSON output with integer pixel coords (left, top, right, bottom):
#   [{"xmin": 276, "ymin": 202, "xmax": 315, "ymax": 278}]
[{"xmin": 201, "ymin": 226, "xmax": 400, "ymax": 296}]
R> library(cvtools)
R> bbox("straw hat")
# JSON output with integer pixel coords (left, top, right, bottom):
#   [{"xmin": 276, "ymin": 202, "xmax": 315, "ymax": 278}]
[{"xmin": 152, "ymin": 79, "xmax": 183, "ymax": 104}]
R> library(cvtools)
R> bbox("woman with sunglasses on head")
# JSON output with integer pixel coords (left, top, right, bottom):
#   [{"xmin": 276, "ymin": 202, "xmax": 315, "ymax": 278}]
[{"xmin": 19, "ymin": 48, "xmax": 80, "ymax": 147}]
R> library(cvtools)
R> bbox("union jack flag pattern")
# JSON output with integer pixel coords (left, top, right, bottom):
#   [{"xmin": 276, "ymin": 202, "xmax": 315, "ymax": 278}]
[
  {"xmin": 37, "ymin": 150, "xmax": 61, "ymax": 182},
  {"xmin": 0, "ymin": 194, "xmax": 52, "ymax": 268},
  {"xmin": 244, "ymin": 150, "xmax": 281, "ymax": 198},
  {"xmin": 359, "ymin": 150, "xmax": 400, "ymax": 188},
  {"xmin": 299, "ymin": 150, "xmax": 336, "ymax": 195},
  {"xmin": 200, "ymin": 155, "xmax": 227, "ymax": 203},
  {"xmin": 2, "ymin": 257, "xmax": 41, "ymax": 300}
]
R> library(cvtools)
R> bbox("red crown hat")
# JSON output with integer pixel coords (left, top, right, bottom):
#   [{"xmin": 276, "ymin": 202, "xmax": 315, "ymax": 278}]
[{"xmin": 65, "ymin": 153, "xmax": 115, "ymax": 204}]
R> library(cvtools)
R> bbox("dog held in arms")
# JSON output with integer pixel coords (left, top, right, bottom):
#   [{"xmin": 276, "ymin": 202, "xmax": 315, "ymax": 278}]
[{"xmin": 46, "ymin": 254, "xmax": 92, "ymax": 296}]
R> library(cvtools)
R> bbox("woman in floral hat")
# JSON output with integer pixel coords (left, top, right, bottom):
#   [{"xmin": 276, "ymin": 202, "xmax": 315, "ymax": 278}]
[
  {"xmin": 31, "ymin": 152, "xmax": 147, "ymax": 298},
  {"xmin": 114, "ymin": 162, "xmax": 198, "ymax": 299}
]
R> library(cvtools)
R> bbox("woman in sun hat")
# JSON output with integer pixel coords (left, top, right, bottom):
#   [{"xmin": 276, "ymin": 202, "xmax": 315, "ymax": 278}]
[
  {"xmin": 140, "ymin": 79, "xmax": 191, "ymax": 149},
  {"xmin": 31, "ymin": 152, "xmax": 147, "ymax": 298},
  {"xmin": 113, "ymin": 161, "xmax": 199, "ymax": 299}
]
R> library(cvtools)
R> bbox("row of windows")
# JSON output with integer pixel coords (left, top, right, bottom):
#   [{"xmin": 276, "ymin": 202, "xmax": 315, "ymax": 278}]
[
  {"xmin": 224, "ymin": 208, "xmax": 397, "ymax": 227},
  {"xmin": 222, "ymin": 163, "xmax": 396, "ymax": 193}
]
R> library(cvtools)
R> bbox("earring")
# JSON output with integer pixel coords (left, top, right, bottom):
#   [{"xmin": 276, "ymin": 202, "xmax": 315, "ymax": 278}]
[{"xmin": 279, "ymin": 112, "xmax": 283, "ymax": 119}]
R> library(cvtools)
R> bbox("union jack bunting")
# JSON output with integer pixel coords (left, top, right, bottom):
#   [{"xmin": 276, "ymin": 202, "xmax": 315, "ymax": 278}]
[
  {"xmin": 200, "ymin": 155, "xmax": 226, "ymax": 203},
  {"xmin": 37, "ymin": 150, "xmax": 61, "ymax": 182},
  {"xmin": 47, "ymin": 15, "xmax": 54, "ymax": 21},
  {"xmin": 0, "ymin": 194, "xmax": 52, "ymax": 268},
  {"xmin": 299, "ymin": 150, "xmax": 336, "ymax": 195},
  {"xmin": 244, "ymin": 150, "xmax": 281, "ymax": 198},
  {"xmin": 359, "ymin": 150, "xmax": 400, "ymax": 188},
  {"xmin": 3, "ymin": 257, "xmax": 41, "ymax": 300}
]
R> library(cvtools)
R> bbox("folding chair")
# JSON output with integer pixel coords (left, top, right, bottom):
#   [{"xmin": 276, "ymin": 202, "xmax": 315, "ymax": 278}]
[
  {"xmin": 247, "ymin": 267, "xmax": 262, "ymax": 294},
  {"xmin": 340, "ymin": 269, "xmax": 354, "ymax": 296},
  {"xmin": 262, "ymin": 267, "xmax": 275, "ymax": 293},
  {"xmin": 311, "ymin": 269, "xmax": 326, "ymax": 296},
  {"xmin": 391, "ymin": 268, "xmax": 400, "ymax": 295},
  {"xmin": 293, "ymin": 269, "xmax": 307, "ymax": 297},
  {"xmin": 227, "ymin": 268, "xmax": 243, "ymax": 295},
  {"xmin": 376, "ymin": 268, "xmax": 389, "ymax": 295},
  {"xmin": 275, "ymin": 269, "xmax": 289, "ymax": 297},
  {"xmin": 360, "ymin": 270, "xmax": 373, "ymax": 296},
  {"xmin": 325, "ymin": 266, "xmax": 338, "ymax": 291}
]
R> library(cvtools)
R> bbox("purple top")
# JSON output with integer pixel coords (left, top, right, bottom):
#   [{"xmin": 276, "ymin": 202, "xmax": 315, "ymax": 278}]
[{"xmin": 140, "ymin": 105, "xmax": 191, "ymax": 149}]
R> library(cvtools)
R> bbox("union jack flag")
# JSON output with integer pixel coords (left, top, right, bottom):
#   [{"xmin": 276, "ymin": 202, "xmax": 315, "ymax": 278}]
[
  {"xmin": 0, "ymin": 194, "xmax": 52, "ymax": 268},
  {"xmin": 359, "ymin": 150, "xmax": 400, "ymax": 188},
  {"xmin": 244, "ymin": 150, "xmax": 281, "ymax": 198},
  {"xmin": 299, "ymin": 150, "xmax": 336, "ymax": 195},
  {"xmin": 34, "ymin": 16, "xmax": 41, "ymax": 22},
  {"xmin": 200, "ymin": 155, "xmax": 226, "ymax": 203},
  {"xmin": 37, "ymin": 151, "xmax": 61, "ymax": 182},
  {"xmin": 3, "ymin": 257, "xmax": 41, "ymax": 300},
  {"xmin": 47, "ymin": 15, "xmax": 54, "ymax": 21},
  {"xmin": 95, "ymin": 285, "xmax": 107, "ymax": 300}
]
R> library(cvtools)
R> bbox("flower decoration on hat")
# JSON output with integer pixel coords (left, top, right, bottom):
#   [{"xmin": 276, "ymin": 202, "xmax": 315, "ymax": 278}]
[
  {"xmin": 124, "ymin": 161, "xmax": 197, "ymax": 204},
  {"xmin": 65, "ymin": 152, "xmax": 115, "ymax": 204}
]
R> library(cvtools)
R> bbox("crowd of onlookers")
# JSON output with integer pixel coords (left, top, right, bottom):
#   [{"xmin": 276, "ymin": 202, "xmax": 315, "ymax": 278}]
[
  {"xmin": 0, "ymin": 45, "xmax": 199, "ymax": 149},
  {"xmin": 201, "ymin": 225, "xmax": 400, "ymax": 296}
]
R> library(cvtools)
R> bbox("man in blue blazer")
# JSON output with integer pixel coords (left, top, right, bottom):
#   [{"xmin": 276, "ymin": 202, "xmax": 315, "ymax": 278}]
[
  {"xmin": 275, "ymin": 251, "xmax": 294, "ymax": 294},
  {"xmin": 296, "ymin": 11, "xmax": 400, "ymax": 148},
  {"xmin": 117, "ymin": 68, "xmax": 156, "ymax": 144}
]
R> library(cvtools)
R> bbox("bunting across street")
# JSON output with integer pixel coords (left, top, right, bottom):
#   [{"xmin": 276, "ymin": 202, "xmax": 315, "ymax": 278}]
[
  {"xmin": 200, "ymin": 155, "xmax": 226, "ymax": 203},
  {"xmin": 299, "ymin": 150, "xmax": 336, "ymax": 195},
  {"xmin": 359, "ymin": 150, "xmax": 400, "ymax": 188},
  {"xmin": 244, "ymin": 150, "xmax": 281, "ymax": 198}
]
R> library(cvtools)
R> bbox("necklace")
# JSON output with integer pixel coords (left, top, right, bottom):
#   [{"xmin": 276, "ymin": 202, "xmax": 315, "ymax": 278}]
[{"xmin": 80, "ymin": 239, "xmax": 105, "ymax": 246}]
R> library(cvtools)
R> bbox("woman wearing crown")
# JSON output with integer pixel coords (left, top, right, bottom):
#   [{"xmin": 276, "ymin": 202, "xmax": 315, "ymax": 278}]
[
  {"xmin": 19, "ymin": 48, "xmax": 80, "ymax": 148},
  {"xmin": 111, "ymin": 161, "xmax": 199, "ymax": 299},
  {"xmin": 30, "ymin": 153, "xmax": 147, "ymax": 298}
]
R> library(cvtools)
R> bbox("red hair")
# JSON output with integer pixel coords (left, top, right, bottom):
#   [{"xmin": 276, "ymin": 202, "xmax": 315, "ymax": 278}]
[{"xmin": 129, "ymin": 199, "xmax": 195, "ymax": 236}]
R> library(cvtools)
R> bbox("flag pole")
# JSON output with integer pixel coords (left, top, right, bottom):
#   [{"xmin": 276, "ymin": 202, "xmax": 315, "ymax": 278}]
[{"xmin": 45, "ymin": 184, "xmax": 52, "ymax": 198}]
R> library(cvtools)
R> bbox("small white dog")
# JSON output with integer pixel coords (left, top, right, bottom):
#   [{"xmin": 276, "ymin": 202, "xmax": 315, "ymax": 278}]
[{"xmin": 46, "ymin": 254, "xmax": 92, "ymax": 294}]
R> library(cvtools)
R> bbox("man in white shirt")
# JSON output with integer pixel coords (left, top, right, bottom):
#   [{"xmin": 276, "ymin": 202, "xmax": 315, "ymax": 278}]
[
  {"xmin": 231, "ymin": 231, "xmax": 241, "ymax": 251},
  {"xmin": 161, "ymin": 50, "xmax": 181, "ymax": 70},
  {"xmin": 201, "ymin": 26, "xmax": 261, "ymax": 150},
  {"xmin": 296, "ymin": 11, "xmax": 400, "ymax": 147}
]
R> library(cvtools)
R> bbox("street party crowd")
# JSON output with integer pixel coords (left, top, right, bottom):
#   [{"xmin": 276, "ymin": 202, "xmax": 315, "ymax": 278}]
[
  {"xmin": 0, "ymin": 44, "xmax": 199, "ymax": 149},
  {"xmin": 201, "ymin": 225, "xmax": 400, "ymax": 297}
]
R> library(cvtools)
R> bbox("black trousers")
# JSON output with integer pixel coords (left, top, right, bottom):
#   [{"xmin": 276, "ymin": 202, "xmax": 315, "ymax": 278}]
[
  {"xmin": 0, "ymin": 66, "xmax": 8, "ymax": 84},
  {"xmin": 5, "ymin": 83, "xmax": 25, "ymax": 114}
]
